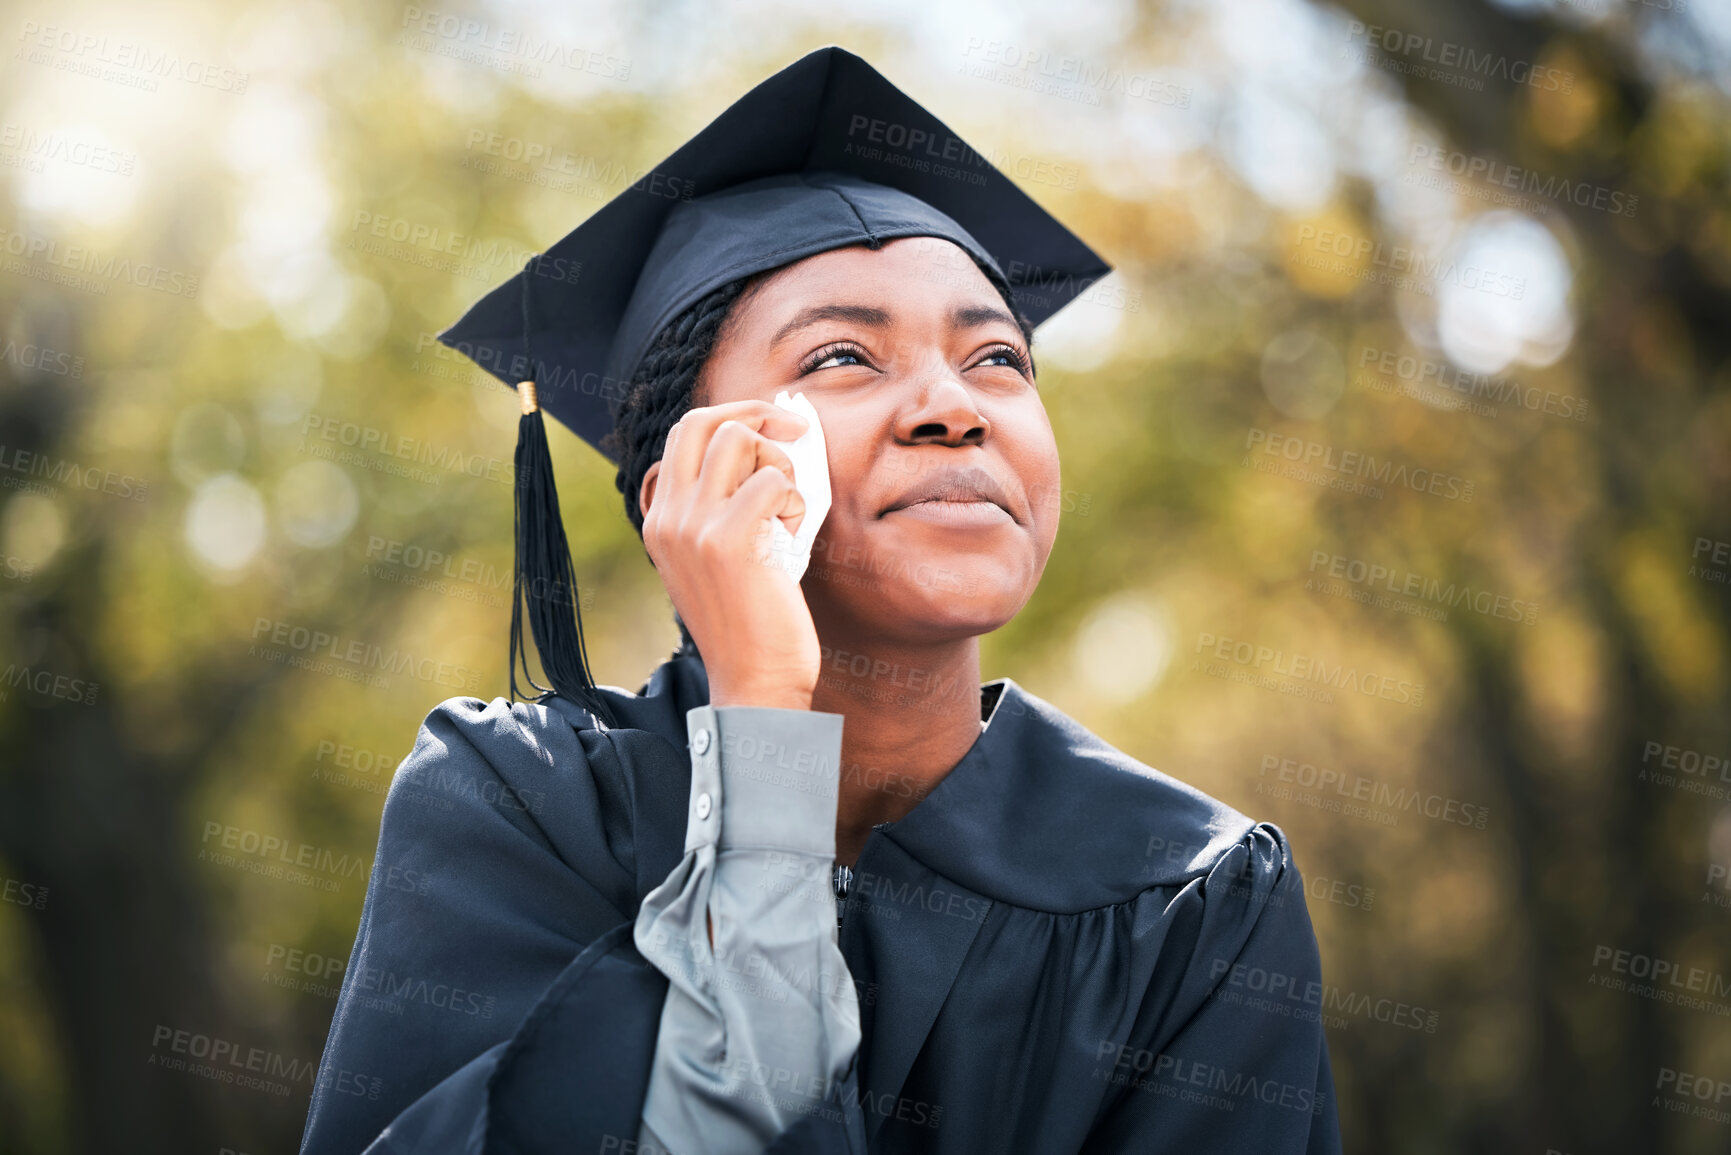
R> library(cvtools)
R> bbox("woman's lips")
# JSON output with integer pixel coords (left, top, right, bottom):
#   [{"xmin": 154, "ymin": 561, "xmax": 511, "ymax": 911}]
[
  {"xmin": 880, "ymin": 465, "xmax": 1018, "ymax": 525},
  {"xmin": 885, "ymin": 498, "xmax": 1013, "ymax": 526}
]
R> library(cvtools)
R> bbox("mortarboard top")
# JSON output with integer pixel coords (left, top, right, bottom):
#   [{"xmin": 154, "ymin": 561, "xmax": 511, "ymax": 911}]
[{"xmin": 437, "ymin": 44, "xmax": 1113, "ymax": 464}]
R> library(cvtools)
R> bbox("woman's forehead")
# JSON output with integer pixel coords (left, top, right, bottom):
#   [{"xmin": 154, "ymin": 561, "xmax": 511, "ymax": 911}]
[{"xmin": 734, "ymin": 237, "xmax": 1005, "ymax": 328}]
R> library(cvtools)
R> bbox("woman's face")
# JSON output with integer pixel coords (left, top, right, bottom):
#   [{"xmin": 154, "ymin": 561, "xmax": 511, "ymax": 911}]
[{"xmin": 694, "ymin": 235, "xmax": 1062, "ymax": 647}]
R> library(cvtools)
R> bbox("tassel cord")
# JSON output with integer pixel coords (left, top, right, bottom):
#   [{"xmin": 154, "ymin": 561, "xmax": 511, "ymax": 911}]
[{"xmin": 508, "ymin": 255, "xmax": 618, "ymax": 728}]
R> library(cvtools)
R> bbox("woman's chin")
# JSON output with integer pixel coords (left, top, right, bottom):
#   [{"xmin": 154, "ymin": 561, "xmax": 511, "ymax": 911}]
[{"xmin": 811, "ymin": 573, "xmax": 1028, "ymax": 644}]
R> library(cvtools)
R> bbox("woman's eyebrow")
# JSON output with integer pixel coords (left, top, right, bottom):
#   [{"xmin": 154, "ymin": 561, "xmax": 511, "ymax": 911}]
[
  {"xmin": 950, "ymin": 304, "xmax": 1018, "ymax": 333},
  {"xmin": 769, "ymin": 304, "xmax": 892, "ymax": 348},
  {"xmin": 769, "ymin": 302, "xmax": 1020, "ymax": 349}
]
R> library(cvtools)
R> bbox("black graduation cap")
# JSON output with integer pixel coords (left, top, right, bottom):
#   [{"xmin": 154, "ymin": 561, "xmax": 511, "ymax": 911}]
[{"xmin": 437, "ymin": 45, "xmax": 1112, "ymax": 723}]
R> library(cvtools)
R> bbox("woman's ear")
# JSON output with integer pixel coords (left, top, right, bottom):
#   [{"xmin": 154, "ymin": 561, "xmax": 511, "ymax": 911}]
[{"xmin": 638, "ymin": 460, "xmax": 662, "ymax": 520}]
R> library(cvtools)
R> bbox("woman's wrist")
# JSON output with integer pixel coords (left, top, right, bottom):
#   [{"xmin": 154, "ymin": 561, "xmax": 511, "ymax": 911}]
[{"xmin": 709, "ymin": 681, "xmax": 814, "ymax": 711}]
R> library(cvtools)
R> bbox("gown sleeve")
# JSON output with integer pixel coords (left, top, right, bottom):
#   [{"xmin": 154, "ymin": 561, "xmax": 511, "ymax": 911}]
[
  {"xmin": 631, "ymin": 704, "xmax": 862, "ymax": 1154},
  {"xmin": 1082, "ymin": 824, "xmax": 1343, "ymax": 1155},
  {"xmin": 297, "ymin": 696, "xmax": 664, "ymax": 1155}
]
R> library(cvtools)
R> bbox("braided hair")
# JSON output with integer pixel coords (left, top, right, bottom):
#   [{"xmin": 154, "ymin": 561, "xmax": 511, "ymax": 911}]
[{"xmin": 601, "ymin": 253, "xmax": 1035, "ymax": 662}]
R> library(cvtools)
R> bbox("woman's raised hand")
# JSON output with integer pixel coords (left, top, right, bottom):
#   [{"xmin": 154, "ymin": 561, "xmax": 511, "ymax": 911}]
[{"xmin": 640, "ymin": 400, "xmax": 819, "ymax": 711}]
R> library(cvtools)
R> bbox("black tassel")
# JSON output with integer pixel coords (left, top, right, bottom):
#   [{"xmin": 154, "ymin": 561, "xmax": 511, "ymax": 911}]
[{"xmin": 508, "ymin": 257, "xmax": 617, "ymax": 728}]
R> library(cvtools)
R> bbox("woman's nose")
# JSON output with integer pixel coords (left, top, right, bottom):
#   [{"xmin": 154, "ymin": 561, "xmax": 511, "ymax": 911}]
[{"xmin": 894, "ymin": 376, "xmax": 989, "ymax": 447}]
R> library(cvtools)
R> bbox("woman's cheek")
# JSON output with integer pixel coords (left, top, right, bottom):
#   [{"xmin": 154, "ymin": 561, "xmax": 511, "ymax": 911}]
[{"xmin": 1007, "ymin": 439, "xmax": 1062, "ymax": 533}]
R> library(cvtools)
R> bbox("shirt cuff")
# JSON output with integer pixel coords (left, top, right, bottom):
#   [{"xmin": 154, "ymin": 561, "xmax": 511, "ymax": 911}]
[{"xmin": 683, "ymin": 704, "xmax": 844, "ymax": 858}]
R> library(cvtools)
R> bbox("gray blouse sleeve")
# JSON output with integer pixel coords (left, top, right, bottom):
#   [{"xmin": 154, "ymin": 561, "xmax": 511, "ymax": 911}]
[{"xmin": 631, "ymin": 704, "xmax": 861, "ymax": 1154}]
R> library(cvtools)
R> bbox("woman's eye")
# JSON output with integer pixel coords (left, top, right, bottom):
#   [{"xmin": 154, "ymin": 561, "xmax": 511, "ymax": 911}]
[
  {"xmin": 977, "ymin": 345, "xmax": 1032, "ymax": 374},
  {"xmin": 801, "ymin": 343, "xmax": 868, "ymax": 373}
]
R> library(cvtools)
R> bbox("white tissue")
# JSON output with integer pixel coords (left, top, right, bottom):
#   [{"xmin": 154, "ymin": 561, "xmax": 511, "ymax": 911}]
[{"xmin": 762, "ymin": 390, "xmax": 831, "ymax": 582}]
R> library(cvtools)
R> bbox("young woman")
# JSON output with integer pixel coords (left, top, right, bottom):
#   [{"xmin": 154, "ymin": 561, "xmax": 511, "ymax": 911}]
[{"xmin": 299, "ymin": 48, "xmax": 1340, "ymax": 1155}]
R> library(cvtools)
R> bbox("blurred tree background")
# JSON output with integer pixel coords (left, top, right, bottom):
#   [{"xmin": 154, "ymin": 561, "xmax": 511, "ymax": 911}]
[{"xmin": 1, "ymin": 0, "xmax": 1728, "ymax": 1151}]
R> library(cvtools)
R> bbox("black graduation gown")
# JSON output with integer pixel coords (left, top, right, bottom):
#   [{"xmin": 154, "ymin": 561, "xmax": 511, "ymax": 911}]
[{"xmin": 298, "ymin": 656, "xmax": 1342, "ymax": 1154}]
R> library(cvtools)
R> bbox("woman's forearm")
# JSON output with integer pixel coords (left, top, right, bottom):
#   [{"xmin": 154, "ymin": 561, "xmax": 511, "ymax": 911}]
[{"xmin": 633, "ymin": 703, "xmax": 861, "ymax": 1154}]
